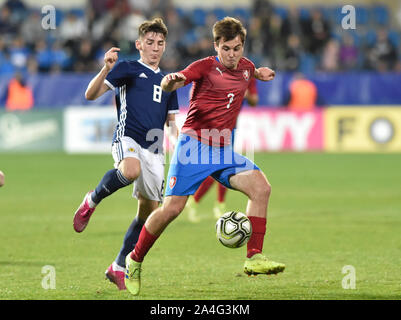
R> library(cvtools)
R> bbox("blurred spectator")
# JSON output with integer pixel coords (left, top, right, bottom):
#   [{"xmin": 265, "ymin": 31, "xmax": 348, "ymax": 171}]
[
  {"xmin": 160, "ymin": 7, "xmax": 184, "ymax": 71},
  {"xmin": 321, "ymin": 39, "xmax": 340, "ymax": 71},
  {"xmin": 4, "ymin": 0, "xmax": 28, "ymax": 24},
  {"xmin": 282, "ymin": 6, "xmax": 305, "ymax": 40},
  {"xmin": 50, "ymin": 41, "xmax": 71, "ymax": 72},
  {"xmin": 106, "ymin": 0, "xmax": 131, "ymax": 14},
  {"xmin": 20, "ymin": 10, "xmax": 47, "ymax": 47},
  {"xmin": 367, "ymin": 28, "xmax": 398, "ymax": 72},
  {"xmin": 128, "ymin": 0, "xmax": 152, "ymax": 17},
  {"xmin": 264, "ymin": 13, "xmax": 286, "ymax": 68},
  {"xmin": 0, "ymin": 6, "xmax": 18, "ymax": 36},
  {"xmin": 252, "ymin": 0, "xmax": 273, "ymax": 21},
  {"xmin": 90, "ymin": 5, "xmax": 121, "ymax": 42},
  {"xmin": 88, "ymin": 0, "xmax": 109, "ymax": 17},
  {"xmin": 9, "ymin": 37, "xmax": 30, "ymax": 69},
  {"xmin": 284, "ymin": 73, "xmax": 320, "ymax": 111},
  {"xmin": 303, "ymin": 8, "xmax": 331, "ymax": 55},
  {"xmin": 282, "ymin": 34, "xmax": 303, "ymax": 71},
  {"xmin": 35, "ymin": 39, "xmax": 52, "ymax": 72},
  {"xmin": 26, "ymin": 55, "xmax": 38, "ymax": 74},
  {"xmin": 73, "ymin": 39, "xmax": 96, "ymax": 72},
  {"xmin": 59, "ymin": 11, "xmax": 87, "ymax": 43},
  {"xmin": 119, "ymin": 10, "xmax": 146, "ymax": 42},
  {"xmin": 4, "ymin": 0, "xmax": 27, "ymax": 12},
  {"xmin": 245, "ymin": 16, "xmax": 263, "ymax": 64},
  {"xmin": 0, "ymin": 37, "xmax": 15, "ymax": 74},
  {"xmin": 148, "ymin": 0, "xmax": 174, "ymax": 18},
  {"xmin": 5, "ymin": 71, "xmax": 34, "ymax": 110},
  {"xmin": 340, "ymin": 33, "xmax": 359, "ymax": 70}
]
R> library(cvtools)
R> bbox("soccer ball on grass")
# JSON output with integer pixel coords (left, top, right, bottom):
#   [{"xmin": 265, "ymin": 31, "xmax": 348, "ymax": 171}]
[{"xmin": 216, "ymin": 211, "xmax": 252, "ymax": 248}]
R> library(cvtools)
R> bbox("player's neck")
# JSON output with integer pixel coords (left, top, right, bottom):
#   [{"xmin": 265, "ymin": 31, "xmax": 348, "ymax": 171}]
[{"xmin": 138, "ymin": 59, "xmax": 160, "ymax": 71}]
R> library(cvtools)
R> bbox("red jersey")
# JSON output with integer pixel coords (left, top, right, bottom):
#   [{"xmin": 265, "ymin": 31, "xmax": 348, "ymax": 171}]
[
  {"xmin": 180, "ymin": 56, "xmax": 255, "ymax": 146},
  {"xmin": 247, "ymin": 76, "xmax": 258, "ymax": 95}
]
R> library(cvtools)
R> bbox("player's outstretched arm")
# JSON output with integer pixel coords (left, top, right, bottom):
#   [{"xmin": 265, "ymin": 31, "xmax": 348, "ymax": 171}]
[
  {"xmin": 254, "ymin": 67, "xmax": 275, "ymax": 82},
  {"xmin": 161, "ymin": 72, "xmax": 187, "ymax": 92},
  {"xmin": 165, "ymin": 113, "xmax": 179, "ymax": 150},
  {"xmin": 85, "ymin": 47, "xmax": 120, "ymax": 100}
]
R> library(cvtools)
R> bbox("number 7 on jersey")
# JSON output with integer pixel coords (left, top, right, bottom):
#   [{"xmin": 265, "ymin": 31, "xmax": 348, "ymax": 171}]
[{"xmin": 226, "ymin": 93, "xmax": 234, "ymax": 109}]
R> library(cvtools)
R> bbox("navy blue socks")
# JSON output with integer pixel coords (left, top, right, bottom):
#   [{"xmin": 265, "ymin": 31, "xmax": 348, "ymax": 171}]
[
  {"xmin": 115, "ymin": 216, "xmax": 145, "ymax": 267},
  {"xmin": 91, "ymin": 169, "xmax": 132, "ymax": 205}
]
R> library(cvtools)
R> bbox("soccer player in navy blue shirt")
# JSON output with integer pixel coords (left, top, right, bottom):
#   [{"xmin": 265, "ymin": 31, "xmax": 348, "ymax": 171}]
[{"xmin": 73, "ymin": 18, "xmax": 179, "ymax": 290}]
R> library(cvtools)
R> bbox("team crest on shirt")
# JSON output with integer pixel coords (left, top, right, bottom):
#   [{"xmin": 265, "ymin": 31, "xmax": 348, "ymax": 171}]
[
  {"xmin": 243, "ymin": 70, "xmax": 250, "ymax": 81},
  {"xmin": 169, "ymin": 176, "xmax": 177, "ymax": 189}
]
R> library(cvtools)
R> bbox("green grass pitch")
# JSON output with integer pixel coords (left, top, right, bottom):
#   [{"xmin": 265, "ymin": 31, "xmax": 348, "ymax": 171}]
[{"xmin": 0, "ymin": 152, "xmax": 400, "ymax": 300}]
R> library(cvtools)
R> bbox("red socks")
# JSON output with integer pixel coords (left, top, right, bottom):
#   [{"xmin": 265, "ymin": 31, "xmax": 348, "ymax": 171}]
[
  {"xmin": 130, "ymin": 216, "xmax": 266, "ymax": 261},
  {"xmin": 193, "ymin": 176, "xmax": 214, "ymax": 202},
  {"xmin": 130, "ymin": 226, "xmax": 158, "ymax": 262},
  {"xmin": 247, "ymin": 216, "xmax": 266, "ymax": 258},
  {"xmin": 217, "ymin": 183, "xmax": 227, "ymax": 203}
]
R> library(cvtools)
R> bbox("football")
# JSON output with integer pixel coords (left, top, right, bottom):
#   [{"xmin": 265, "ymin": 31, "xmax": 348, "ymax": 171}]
[{"xmin": 216, "ymin": 211, "xmax": 252, "ymax": 248}]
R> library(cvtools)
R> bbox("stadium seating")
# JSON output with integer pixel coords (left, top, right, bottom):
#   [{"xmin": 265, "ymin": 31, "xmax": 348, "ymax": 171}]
[{"xmin": 0, "ymin": 2, "xmax": 399, "ymax": 81}]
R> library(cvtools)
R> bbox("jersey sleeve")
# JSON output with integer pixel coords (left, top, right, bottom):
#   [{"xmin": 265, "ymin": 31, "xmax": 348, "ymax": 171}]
[
  {"xmin": 104, "ymin": 61, "xmax": 130, "ymax": 90},
  {"xmin": 167, "ymin": 90, "xmax": 179, "ymax": 114},
  {"xmin": 180, "ymin": 58, "xmax": 213, "ymax": 86},
  {"xmin": 247, "ymin": 77, "xmax": 258, "ymax": 94}
]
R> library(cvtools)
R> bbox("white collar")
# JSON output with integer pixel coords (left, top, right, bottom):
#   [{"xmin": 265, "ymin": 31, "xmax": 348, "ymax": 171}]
[{"xmin": 138, "ymin": 59, "xmax": 160, "ymax": 73}]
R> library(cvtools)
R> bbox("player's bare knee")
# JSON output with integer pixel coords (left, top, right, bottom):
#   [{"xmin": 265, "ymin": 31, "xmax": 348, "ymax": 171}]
[
  {"xmin": 162, "ymin": 199, "xmax": 185, "ymax": 221},
  {"xmin": 120, "ymin": 165, "xmax": 140, "ymax": 181},
  {"xmin": 119, "ymin": 158, "xmax": 141, "ymax": 181},
  {"xmin": 251, "ymin": 175, "xmax": 271, "ymax": 202}
]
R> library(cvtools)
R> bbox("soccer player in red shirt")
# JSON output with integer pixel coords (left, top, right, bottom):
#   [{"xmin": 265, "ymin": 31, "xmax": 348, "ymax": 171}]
[
  {"xmin": 185, "ymin": 77, "xmax": 259, "ymax": 222},
  {"xmin": 125, "ymin": 17, "xmax": 285, "ymax": 296}
]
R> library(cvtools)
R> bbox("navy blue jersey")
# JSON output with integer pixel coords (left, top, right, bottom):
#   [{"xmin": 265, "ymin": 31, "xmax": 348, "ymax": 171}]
[{"xmin": 104, "ymin": 59, "xmax": 179, "ymax": 153}]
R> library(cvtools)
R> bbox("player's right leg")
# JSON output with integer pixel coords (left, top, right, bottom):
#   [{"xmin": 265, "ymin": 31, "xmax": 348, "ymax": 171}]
[
  {"xmin": 125, "ymin": 133, "xmax": 218, "ymax": 295},
  {"xmin": 106, "ymin": 194, "xmax": 158, "ymax": 290},
  {"xmin": 125, "ymin": 195, "xmax": 188, "ymax": 295}
]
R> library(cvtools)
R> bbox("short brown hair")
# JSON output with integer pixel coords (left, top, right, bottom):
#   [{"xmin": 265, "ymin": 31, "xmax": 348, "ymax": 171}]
[
  {"xmin": 212, "ymin": 17, "xmax": 246, "ymax": 45},
  {"xmin": 138, "ymin": 17, "xmax": 168, "ymax": 39}
]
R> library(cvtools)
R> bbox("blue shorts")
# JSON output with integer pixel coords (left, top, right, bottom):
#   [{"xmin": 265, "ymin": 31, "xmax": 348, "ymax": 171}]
[{"xmin": 165, "ymin": 134, "xmax": 259, "ymax": 196}]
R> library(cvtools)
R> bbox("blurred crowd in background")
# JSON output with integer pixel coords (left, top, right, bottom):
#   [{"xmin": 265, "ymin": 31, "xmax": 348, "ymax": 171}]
[{"xmin": 1, "ymin": 0, "xmax": 401, "ymax": 75}]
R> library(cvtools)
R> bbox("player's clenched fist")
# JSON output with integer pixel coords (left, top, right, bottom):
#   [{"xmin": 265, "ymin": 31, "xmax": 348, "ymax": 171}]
[
  {"xmin": 104, "ymin": 47, "xmax": 120, "ymax": 71},
  {"xmin": 254, "ymin": 67, "xmax": 275, "ymax": 81},
  {"xmin": 161, "ymin": 72, "xmax": 187, "ymax": 92},
  {"xmin": 165, "ymin": 72, "xmax": 186, "ymax": 83}
]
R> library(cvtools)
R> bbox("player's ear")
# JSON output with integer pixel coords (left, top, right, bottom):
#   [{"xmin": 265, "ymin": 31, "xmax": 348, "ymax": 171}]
[
  {"xmin": 213, "ymin": 42, "xmax": 219, "ymax": 53},
  {"xmin": 135, "ymin": 39, "xmax": 142, "ymax": 51}
]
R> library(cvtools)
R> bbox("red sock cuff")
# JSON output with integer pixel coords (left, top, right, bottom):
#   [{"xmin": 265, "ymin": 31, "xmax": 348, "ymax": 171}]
[
  {"xmin": 247, "ymin": 216, "xmax": 266, "ymax": 258},
  {"xmin": 130, "ymin": 226, "xmax": 158, "ymax": 262},
  {"xmin": 248, "ymin": 216, "xmax": 266, "ymax": 234}
]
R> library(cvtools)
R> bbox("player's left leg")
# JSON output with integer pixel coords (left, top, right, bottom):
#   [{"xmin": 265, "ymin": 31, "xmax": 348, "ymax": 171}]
[
  {"xmin": 106, "ymin": 194, "xmax": 158, "ymax": 290},
  {"xmin": 229, "ymin": 170, "xmax": 285, "ymax": 275},
  {"xmin": 73, "ymin": 137, "xmax": 142, "ymax": 233}
]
